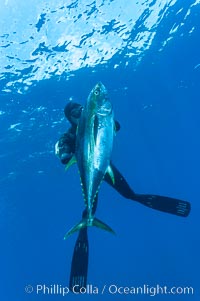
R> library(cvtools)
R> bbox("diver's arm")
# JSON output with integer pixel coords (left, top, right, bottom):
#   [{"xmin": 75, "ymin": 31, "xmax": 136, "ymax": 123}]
[
  {"xmin": 55, "ymin": 129, "xmax": 76, "ymax": 165},
  {"xmin": 115, "ymin": 120, "xmax": 120, "ymax": 132},
  {"xmin": 105, "ymin": 163, "xmax": 191, "ymax": 217}
]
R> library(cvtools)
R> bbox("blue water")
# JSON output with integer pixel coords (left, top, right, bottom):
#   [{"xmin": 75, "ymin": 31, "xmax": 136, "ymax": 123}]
[{"xmin": 1, "ymin": 1, "xmax": 200, "ymax": 300}]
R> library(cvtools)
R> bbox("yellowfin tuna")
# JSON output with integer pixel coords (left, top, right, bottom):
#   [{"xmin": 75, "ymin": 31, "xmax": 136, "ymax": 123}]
[{"xmin": 64, "ymin": 82, "xmax": 115, "ymax": 239}]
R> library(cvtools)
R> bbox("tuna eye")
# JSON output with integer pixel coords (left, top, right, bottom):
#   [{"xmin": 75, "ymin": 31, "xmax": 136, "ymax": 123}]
[{"xmin": 94, "ymin": 90, "xmax": 100, "ymax": 96}]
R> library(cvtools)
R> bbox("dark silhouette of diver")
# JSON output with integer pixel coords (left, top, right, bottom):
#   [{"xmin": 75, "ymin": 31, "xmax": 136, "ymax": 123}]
[{"xmin": 55, "ymin": 102, "xmax": 191, "ymax": 290}]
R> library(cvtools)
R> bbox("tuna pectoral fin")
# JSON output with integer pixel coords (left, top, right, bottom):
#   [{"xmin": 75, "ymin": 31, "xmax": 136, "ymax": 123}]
[
  {"xmin": 64, "ymin": 217, "xmax": 115, "ymax": 240},
  {"xmin": 106, "ymin": 165, "xmax": 115, "ymax": 185},
  {"xmin": 65, "ymin": 155, "xmax": 77, "ymax": 171}
]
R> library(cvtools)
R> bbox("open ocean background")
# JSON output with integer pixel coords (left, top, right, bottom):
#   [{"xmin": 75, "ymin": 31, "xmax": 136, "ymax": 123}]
[{"xmin": 1, "ymin": 0, "xmax": 200, "ymax": 300}]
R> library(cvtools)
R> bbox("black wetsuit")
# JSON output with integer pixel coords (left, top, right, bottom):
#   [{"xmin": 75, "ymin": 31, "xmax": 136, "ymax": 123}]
[{"xmin": 55, "ymin": 102, "xmax": 191, "ymax": 291}]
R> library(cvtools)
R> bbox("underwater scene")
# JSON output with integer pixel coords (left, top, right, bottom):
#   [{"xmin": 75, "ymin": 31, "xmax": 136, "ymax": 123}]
[{"xmin": 1, "ymin": 0, "xmax": 200, "ymax": 300}]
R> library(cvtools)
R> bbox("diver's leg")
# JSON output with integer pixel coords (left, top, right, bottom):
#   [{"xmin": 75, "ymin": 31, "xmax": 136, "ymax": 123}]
[
  {"xmin": 104, "ymin": 163, "xmax": 136, "ymax": 198},
  {"xmin": 105, "ymin": 163, "xmax": 191, "ymax": 217},
  {"xmin": 69, "ymin": 195, "xmax": 99, "ymax": 291}
]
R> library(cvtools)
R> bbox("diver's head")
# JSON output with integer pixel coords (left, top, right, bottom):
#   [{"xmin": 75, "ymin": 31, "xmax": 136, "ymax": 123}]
[{"xmin": 64, "ymin": 102, "xmax": 82, "ymax": 125}]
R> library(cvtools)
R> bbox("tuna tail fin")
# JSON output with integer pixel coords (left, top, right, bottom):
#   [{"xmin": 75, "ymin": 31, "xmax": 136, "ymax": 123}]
[
  {"xmin": 64, "ymin": 217, "xmax": 115, "ymax": 240},
  {"xmin": 64, "ymin": 220, "xmax": 87, "ymax": 239},
  {"xmin": 92, "ymin": 217, "xmax": 115, "ymax": 234}
]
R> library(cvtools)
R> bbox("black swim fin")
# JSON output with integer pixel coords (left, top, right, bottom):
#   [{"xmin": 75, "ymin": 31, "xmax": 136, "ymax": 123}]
[
  {"xmin": 69, "ymin": 227, "xmax": 89, "ymax": 292},
  {"xmin": 69, "ymin": 197, "xmax": 98, "ymax": 292},
  {"xmin": 133, "ymin": 194, "xmax": 191, "ymax": 217}
]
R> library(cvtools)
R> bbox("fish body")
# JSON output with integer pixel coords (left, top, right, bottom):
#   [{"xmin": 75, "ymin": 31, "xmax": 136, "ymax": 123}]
[
  {"xmin": 64, "ymin": 82, "xmax": 115, "ymax": 238},
  {"xmin": 76, "ymin": 82, "xmax": 115, "ymax": 220}
]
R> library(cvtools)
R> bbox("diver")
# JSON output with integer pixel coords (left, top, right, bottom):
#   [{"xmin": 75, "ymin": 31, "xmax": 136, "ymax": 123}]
[{"xmin": 55, "ymin": 102, "xmax": 191, "ymax": 290}]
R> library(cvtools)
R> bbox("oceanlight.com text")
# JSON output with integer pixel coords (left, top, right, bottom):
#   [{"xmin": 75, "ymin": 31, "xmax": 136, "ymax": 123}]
[{"xmin": 25, "ymin": 283, "xmax": 194, "ymax": 296}]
